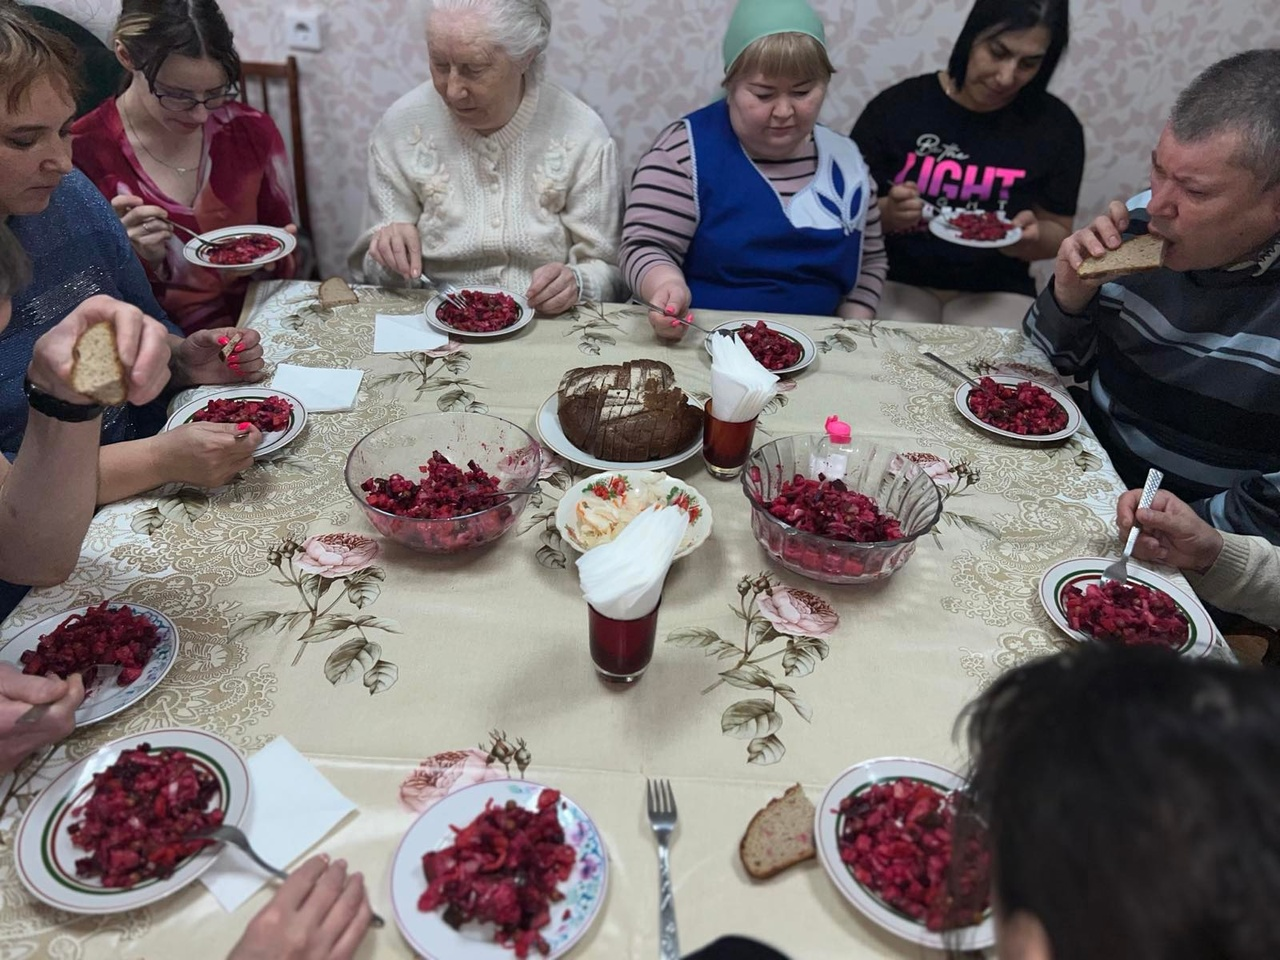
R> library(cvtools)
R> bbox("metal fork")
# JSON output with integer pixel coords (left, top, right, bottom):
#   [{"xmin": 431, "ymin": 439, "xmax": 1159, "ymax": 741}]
[
  {"xmin": 17, "ymin": 664, "xmax": 124, "ymax": 725},
  {"xmin": 646, "ymin": 778, "xmax": 680, "ymax": 960},
  {"xmin": 1100, "ymin": 467, "xmax": 1164, "ymax": 586},
  {"xmin": 417, "ymin": 273, "xmax": 467, "ymax": 310},
  {"xmin": 192, "ymin": 824, "xmax": 386, "ymax": 928}
]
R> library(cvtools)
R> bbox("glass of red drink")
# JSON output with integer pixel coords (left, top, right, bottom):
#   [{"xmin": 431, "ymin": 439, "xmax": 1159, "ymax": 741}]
[
  {"xmin": 702, "ymin": 399, "xmax": 759, "ymax": 480},
  {"xmin": 587, "ymin": 601, "xmax": 661, "ymax": 683}
]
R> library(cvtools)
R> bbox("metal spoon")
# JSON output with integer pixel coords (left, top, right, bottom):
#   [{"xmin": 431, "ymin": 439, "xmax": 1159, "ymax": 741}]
[{"xmin": 921, "ymin": 351, "xmax": 982, "ymax": 390}]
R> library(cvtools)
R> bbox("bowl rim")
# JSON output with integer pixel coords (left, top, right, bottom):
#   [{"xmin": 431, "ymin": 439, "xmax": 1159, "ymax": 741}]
[
  {"xmin": 739, "ymin": 433, "xmax": 944, "ymax": 547},
  {"xmin": 344, "ymin": 411, "xmax": 542, "ymax": 524}
]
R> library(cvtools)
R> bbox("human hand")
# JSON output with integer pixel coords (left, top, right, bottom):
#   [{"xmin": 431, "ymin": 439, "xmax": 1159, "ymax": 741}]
[
  {"xmin": 0, "ymin": 667, "xmax": 84, "ymax": 775},
  {"xmin": 1116, "ymin": 488, "xmax": 1224, "ymax": 575},
  {"xmin": 173, "ymin": 328, "xmax": 264, "ymax": 386},
  {"xmin": 27, "ymin": 295, "xmax": 172, "ymax": 406},
  {"xmin": 368, "ymin": 223, "xmax": 423, "ymax": 282},
  {"xmin": 157, "ymin": 421, "xmax": 261, "ymax": 486},
  {"xmin": 999, "ymin": 209, "xmax": 1041, "ymax": 260},
  {"xmin": 1053, "ymin": 200, "xmax": 1129, "ymax": 314},
  {"xmin": 112, "ymin": 195, "xmax": 173, "ymax": 265},
  {"xmin": 880, "ymin": 181, "xmax": 924, "ymax": 233},
  {"xmin": 226, "ymin": 855, "xmax": 373, "ymax": 960},
  {"xmin": 644, "ymin": 277, "xmax": 693, "ymax": 343},
  {"xmin": 525, "ymin": 263, "xmax": 579, "ymax": 315}
]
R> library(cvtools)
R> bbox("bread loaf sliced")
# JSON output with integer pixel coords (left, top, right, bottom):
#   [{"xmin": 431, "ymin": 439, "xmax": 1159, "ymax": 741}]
[
  {"xmin": 740, "ymin": 784, "xmax": 816, "ymax": 880},
  {"xmin": 70, "ymin": 321, "xmax": 127, "ymax": 405},
  {"xmin": 318, "ymin": 276, "xmax": 359, "ymax": 308},
  {"xmin": 1077, "ymin": 233, "xmax": 1164, "ymax": 282}
]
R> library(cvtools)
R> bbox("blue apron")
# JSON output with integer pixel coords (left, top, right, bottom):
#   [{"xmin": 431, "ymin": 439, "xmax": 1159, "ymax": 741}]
[{"xmin": 681, "ymin": 100, "xmax": 868, "ymax": 316}]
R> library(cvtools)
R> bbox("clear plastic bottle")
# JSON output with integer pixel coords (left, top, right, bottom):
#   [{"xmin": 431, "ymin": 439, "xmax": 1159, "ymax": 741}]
[{"xmin": 809, "ymin": 415, "xmax": 853, "ymax": 479}]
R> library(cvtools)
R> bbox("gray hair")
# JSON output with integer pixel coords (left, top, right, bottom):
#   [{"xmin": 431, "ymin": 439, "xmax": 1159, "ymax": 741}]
[
  {"xmin": 0, "ymin": 224, "xmax": 32, "ymax": 302},
  {"xmin": 426, "ymin": 0, "xmax": 551, "ymax": 69},
  {"xmin": 1171, "ymin": 49, "xmax": 1280, "ymax": 191}
]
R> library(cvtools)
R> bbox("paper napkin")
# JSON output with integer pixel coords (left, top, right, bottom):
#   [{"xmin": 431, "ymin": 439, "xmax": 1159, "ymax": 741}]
[
  {"xmin": 373, "ymin": 312, "xmax": 450, "ymax": 353},
  {"xmin": 708, "ymin": 332, "xmax": 778, "ymax": 423},
  {"xmin": 200, "ymin": 737, "xmax": 357, "ymax": 912},
  {"xmin": 272, "ymin": 363, "xmax": 364, "ymax": 412},
  {"xmin": 577, "ymin": 504, "xmax": 686, "ymax": 620}
]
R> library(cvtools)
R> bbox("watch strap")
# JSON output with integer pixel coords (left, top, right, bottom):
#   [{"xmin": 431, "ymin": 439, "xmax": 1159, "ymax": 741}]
[{"xmin": 23, "ymin": 377, "xmax": 104, "ymax": 422}]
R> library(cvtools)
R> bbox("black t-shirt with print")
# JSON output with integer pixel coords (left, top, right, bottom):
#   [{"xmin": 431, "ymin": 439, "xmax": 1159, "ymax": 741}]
[{"xmin": 851, "ymin": 73, "xmax": 1085, "ymax": 296}]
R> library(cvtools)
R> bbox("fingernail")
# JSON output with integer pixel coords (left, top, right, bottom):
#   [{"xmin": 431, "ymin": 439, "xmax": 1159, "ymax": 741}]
[
  {"xmin": 233, "ymin": 343, "xmax": 246, "ymax": 353},
  {"xmin": 237, "ymin": 422, "xmax": 251, "ymax": 432},
  {"xmin": 217, "ymin": 336, "xmax": 229, "ymax": 346},
  {"xmin": 335, "ymin": 858, "xmax": 347, "ymax": 869},
  {"xmin": 685, "ymin": 313, "xmax": 693, "ymax": 323},
  {"xmin": 320, "ymin": 853, "xmax": 331, "ymax": 863},
  {"xmin": 664, "ymin": 305, "xmax": 675, "ymax": 315}
]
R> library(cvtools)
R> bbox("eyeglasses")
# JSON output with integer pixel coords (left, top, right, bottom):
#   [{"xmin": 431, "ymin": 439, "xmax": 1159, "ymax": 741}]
[{"xmin": 149, "ymin": 81, "xmax": 240, "ymax": 113}]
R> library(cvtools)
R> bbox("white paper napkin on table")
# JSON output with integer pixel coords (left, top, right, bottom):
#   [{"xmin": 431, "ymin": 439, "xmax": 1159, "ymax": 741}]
[
  {"xmin": 577, "ymin": 504, "xmax": 686, "ymax": 620},
  {"xmin": 373, "ymin": 312, "xmax": 450, "ymax": 353},
  {"xmin": 272, "ymin": 363, "xmax": 364, "ymax": 412},
  {"xmin": 708, "ymin": 332, "xmax": 778, "ymax": 423},
  {"xmin": 200, "ymin": 737, "xmax": 357, "ymax": 913}
]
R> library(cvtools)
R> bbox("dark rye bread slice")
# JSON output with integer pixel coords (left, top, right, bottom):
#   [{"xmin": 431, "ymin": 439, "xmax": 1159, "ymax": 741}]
[{"xmin": 558, "ymin": 360, "xmax": 702, "ymax": 462}]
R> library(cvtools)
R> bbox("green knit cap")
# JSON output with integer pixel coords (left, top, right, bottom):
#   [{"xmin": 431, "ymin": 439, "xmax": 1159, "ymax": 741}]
[{"xmin": 722, "ymin": 0, "xmax": 827, "ymax": 73}]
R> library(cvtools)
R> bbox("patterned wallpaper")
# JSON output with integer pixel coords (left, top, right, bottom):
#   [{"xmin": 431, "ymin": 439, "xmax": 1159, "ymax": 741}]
[{"xmin": 36, "ymin": 0, "xmax": 1280, "ymax": 279}]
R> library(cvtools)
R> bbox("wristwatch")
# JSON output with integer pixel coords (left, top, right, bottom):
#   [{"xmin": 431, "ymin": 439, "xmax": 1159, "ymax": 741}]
[{"xmin": 23, "ymin": 376, "xmax": 104, "ymax": 422}]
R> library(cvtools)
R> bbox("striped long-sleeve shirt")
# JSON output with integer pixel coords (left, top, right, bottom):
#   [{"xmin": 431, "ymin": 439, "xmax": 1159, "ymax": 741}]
[
  {"xmin": 1024, "ymin": 237, "xmax": 1280, "ymax": 543},
  {"xmin": 621, "ymin": 121, "xmax": 888, "ymax": 315}
]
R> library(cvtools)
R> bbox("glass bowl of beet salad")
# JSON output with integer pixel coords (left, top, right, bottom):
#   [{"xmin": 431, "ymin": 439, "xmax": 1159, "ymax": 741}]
[
  {"xmin": 742, "ymin": 435, "xmax": 943, "ymax": 584},
  {"xmin": 345, "ymin": 412, "xmax": 542, "ymax": 554}
]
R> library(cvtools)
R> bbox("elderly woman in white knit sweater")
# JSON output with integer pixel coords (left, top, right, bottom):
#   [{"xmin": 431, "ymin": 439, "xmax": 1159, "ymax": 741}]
[{"xmin": 349, "ymin": 0, "xmax": 624, "ymax": 315}]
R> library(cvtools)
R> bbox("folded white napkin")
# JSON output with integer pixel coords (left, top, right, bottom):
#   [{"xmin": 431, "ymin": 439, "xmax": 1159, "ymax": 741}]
[
  {"xmin": 373, "ymin": 312, "xmax": 450, "ymax": 353},
  {"xmin": 577, "ymin": 504, "xmax": 686, "ymax": 619},
  {"xmin": 200, "ymin": 737, "xmax": 357, "ymax": 912},
  {"xmin": 272, "ymin": 363, "xmax": 364, "ymax": 412},
  {"xmin": 708, "ymin": 332, "xmax": 778, "ymax": 423}
]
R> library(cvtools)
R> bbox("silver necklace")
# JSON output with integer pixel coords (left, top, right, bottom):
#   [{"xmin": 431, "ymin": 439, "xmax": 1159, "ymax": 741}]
[{"xmin": 122, "ymin": 98, "xmax": 202, "ymax": 176}]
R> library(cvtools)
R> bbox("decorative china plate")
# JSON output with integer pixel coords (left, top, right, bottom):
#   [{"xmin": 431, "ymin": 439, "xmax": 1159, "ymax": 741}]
[
  {"xmin": 535, "ymin": 394, "xmax": 701, "ymax": 472},
  {"xmin": 182, "ymin": 225, "xmax": 295, "ymax": 270},
  {"xmin": 703, "ymin": 319, "xmax": 817, "ymax": 376},
  {"xmin": 929, "ymin": 209, "xmax": 1023, "ymax": 249},
  {"xmin": 555, "ymin": 470, "xmax": 712, "ymax": 559},
  {"xmin": 953, "ymin": 375, "xmax": 1081, "ymax": 444},
  {"xmin": 424, "ymin": 285, "xmax": 535, "ymax": 340},
  {"xmin": 166, "ymin": 387, "xmax": 307, "ymax": 459}
]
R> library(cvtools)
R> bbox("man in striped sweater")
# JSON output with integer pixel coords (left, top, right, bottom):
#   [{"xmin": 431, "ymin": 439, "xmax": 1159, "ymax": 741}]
[{"xmin": 1025, "ymin": 50, "xmax": 1280, "ymax": 543}]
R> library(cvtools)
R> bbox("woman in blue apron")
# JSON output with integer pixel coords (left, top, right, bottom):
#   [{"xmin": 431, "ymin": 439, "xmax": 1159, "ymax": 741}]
[{"xmin": 620, "ymin": 0, "xmax": 887, "ymax": 341}]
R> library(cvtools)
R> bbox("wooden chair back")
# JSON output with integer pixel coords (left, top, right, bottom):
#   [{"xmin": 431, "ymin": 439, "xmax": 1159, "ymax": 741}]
[{"xmin": 238, "ymin": 57, "xmax": 312, "ymax": 238}]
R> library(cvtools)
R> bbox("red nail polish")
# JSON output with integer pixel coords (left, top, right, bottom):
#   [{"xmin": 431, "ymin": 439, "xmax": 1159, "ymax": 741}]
[
  {"xmin": 237, "ymin": 422, "xmax": 251, "ymax": 431},
  {"xmin": 665, "ymin": 305, "xmax": 676, "ymax": 315},
  {"xmin": 669, "ymin": 319, "xmax": 680, "ymax": 326},
  {"xmin": 233, "ymin": 343, "xmax": 245, "ymax": 353},
  {"xmin": 217, "ymin": 336, "xmax": 229, "ymax": 346}
]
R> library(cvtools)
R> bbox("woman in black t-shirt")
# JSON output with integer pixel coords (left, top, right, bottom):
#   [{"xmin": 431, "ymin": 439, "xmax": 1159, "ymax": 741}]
[{"xmin": 850, "ymin": 0, "xmax": 1083, "ymax": 327}]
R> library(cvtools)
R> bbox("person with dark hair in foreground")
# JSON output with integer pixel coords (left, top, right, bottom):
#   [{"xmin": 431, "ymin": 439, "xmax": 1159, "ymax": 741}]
[{"xmin": 961, "ymin": 644, "xmax": 1280, "ymax": 960}]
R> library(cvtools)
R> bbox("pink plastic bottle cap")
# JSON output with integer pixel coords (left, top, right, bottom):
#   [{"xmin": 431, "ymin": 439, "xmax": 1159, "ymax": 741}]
[{"xmin": 825, "ymin": 415, "xmax": 851, "ymax": 444}]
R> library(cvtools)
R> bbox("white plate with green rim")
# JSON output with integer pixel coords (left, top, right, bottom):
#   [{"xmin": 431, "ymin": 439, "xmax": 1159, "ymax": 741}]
[
  {"xmin": 0, "ymin": 603, "xmax": 178, "ymax": 728},
  {"xmin": 703, "ymin": 319, "xmax": 816, "ymax": 376},
  {"xmin": 165, "ymin": 387, "xmax": 307, "ymax": 459},
  {"xmin": 555, "ymin": 470, "xmax": 711, "ymax": 560},
  {"xmin": 1038, "ymin": 557, "xmax": 1218, "ymax": 658},
  {"xmin": 954, "ymin": 374, "xmax": 1081, "ymax": 444},
  {"xmin": 389, "ymin": 779, "xmax": 608, "ymax": 959},
  {"xmin": 183, "ymin": 224, "xmax": 295, "ymax": 270},
  {"xmin": 816, "ymin": 757, "xmax": 995, "ymax": 951},
  {"xmin": 424, "ymin": 285, "xmax": 534, "ymax": 340},
  {"xmin": 15, "ymin": 728, "xmax": 249, "ymax": 914}
]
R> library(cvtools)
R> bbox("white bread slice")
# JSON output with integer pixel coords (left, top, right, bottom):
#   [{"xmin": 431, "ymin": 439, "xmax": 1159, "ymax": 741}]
[
  {"xmin": 70, "ymin": 321, "xmax": 127, "ymax": 405},
  {"xmin": 1077, "ymin": 233, "xmax": 1164, "ymax": 282},
  {"xmin": 740, "ymin": 784, "xmax": 816, "ymax": 880},
  {"xmin": 318, "ymin": 276, "xmax": 359, "ymax": 308}
]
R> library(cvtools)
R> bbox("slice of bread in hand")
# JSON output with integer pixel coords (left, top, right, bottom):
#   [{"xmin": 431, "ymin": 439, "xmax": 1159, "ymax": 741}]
[
  {"xmin": 1077, "ymin": 233, "xmax": 1165, "ymax": 282},
  {"xmin": 740, "ymin": 784, "xmax": 816, "ymax": 880},
  {"xmin": 70, "ymin": 321, "xmax": 127, "ymax": 405},
  {"xmin": 318, "ymin": 276, "xmax": 359, "ymax": 308}
]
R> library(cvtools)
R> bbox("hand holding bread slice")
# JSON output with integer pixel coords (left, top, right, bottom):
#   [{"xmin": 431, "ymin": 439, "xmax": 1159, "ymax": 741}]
[
  {"xmin": 70, "ymin": 321, "xmax": 128, "ymax": 405},
  {"xmin": 1076, "ymin": 233, "xmax": 1165, "ymax": 282}
]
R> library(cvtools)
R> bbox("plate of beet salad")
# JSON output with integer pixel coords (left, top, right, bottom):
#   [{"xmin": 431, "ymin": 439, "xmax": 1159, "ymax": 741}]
[
  {"xmin": 704, "ymin": 319, "xmax": 816, "ymax": 376},
  {"xmin": 1039, "ymin": 557, "xmax": 1218, "ymax": 658},
  {"xmin": 15, "ymin": 728, "xmax": 249, "ymax": 914},
  {"xmin": 0, "ymin": 601, "xmax": 178, "ymax": 727},
  {"xmin": 390, "ymin": 779, "xmax": 608, "ymax": 959},
  {"xmin": 425, "ymin": 285, "xmax": 535, "ymax": 340},
  {"xmin": 816, "ymin": 757, "xmax": 995, "ymax": 951},
  {"xmin": 182, "ymin": 224, "xmax": 295, "ymax": 270},
  {"xmin": 954, "ymin": 374, "xmax": 1080, "ymax": 443},
  {"xmin": 166, "ymin": 387, "xmax": 307, "ymax": 459}
]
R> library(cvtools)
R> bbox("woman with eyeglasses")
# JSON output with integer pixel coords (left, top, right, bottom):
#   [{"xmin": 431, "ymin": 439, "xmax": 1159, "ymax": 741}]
[{"xmin": 71, "ymin": 0, "xmax": 299, "ymax": 333}]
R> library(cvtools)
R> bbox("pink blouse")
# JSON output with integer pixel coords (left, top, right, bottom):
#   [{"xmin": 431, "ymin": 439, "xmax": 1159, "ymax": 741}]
[{"xmin": 72, "ymin": 98, "xmax": 299, "ymax": 333}]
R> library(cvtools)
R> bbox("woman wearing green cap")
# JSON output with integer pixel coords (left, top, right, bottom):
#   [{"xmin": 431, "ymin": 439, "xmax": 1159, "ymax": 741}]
[{"xmin": 621, "ymin": 0, "xmax": 886, "ymax": 341}]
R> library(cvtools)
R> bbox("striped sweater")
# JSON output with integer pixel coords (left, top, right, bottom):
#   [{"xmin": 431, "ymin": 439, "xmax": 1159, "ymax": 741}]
[
  {"xmin": 621, "ymin": 121, "xmax": 887, "ymax": 314},
  {"xmin": 1025, "ymin": 235, "xmax": 1280, "ymax": 542}
]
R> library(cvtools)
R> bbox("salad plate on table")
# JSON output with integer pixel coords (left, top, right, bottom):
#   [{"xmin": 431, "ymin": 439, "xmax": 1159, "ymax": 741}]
[
  {"xmin": 703, "ymin": 319, "xmax": 816, "ymax": 376},
  {"xmin": 816, "ymin": 757, "xmax": 995, "ymax": 951},
  {"xmin": 929, "ymin": 207, "xmax": 1023, "ymax": 249},
  {"xmin": 15, "ymin": 728, "xmax": 250, "ymax": 913},
  {"xmin": 555, "ymin": 470, "xmax": 712, "ymax": 559},
  {"xmin": 165, "ymin": 386, "xmax": 307, "ymax": 459},
  {"xmin": 954, "ymin": 374, "xmax": 1081, "ymax": 443},
  {"xmin": 390, "ymin": 779, "xmax": 607, "ymax": 959},
  {"xmin": 0, "ymin": 602, "xmax": 178, "ymax": 727},
  {"xmin": 1039, "ymin": 557, "xmax": 1218, "ymax": 658},
  {"xmin": 425, "ymin": 285, "xmax": 535, "ymax": 339},
  {"xmin": 182, "ymin": 224, "xmax": 295, "ymax": 270}
]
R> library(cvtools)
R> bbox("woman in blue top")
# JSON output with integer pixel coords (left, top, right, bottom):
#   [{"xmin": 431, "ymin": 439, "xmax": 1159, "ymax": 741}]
[{"xmin": 621, "ymin": 0, "xmax": 887, "ymax": 341}]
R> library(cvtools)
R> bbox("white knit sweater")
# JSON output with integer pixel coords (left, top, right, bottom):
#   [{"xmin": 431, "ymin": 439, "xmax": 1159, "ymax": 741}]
[{"xmin": 349, "ymin": 76, "xmax": 625, "ymax": 303}]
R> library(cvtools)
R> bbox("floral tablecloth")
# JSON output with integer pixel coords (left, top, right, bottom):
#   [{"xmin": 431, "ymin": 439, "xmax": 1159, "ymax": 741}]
[{"xmin": 0, "ymin": 282, "xmax": 1202, "ymax": 959}]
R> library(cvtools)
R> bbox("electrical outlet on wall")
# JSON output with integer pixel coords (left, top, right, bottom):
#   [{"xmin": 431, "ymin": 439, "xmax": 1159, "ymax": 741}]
[{"xmin": 286, "ymin": 9, "xmax": 323, "ymax": 52}]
